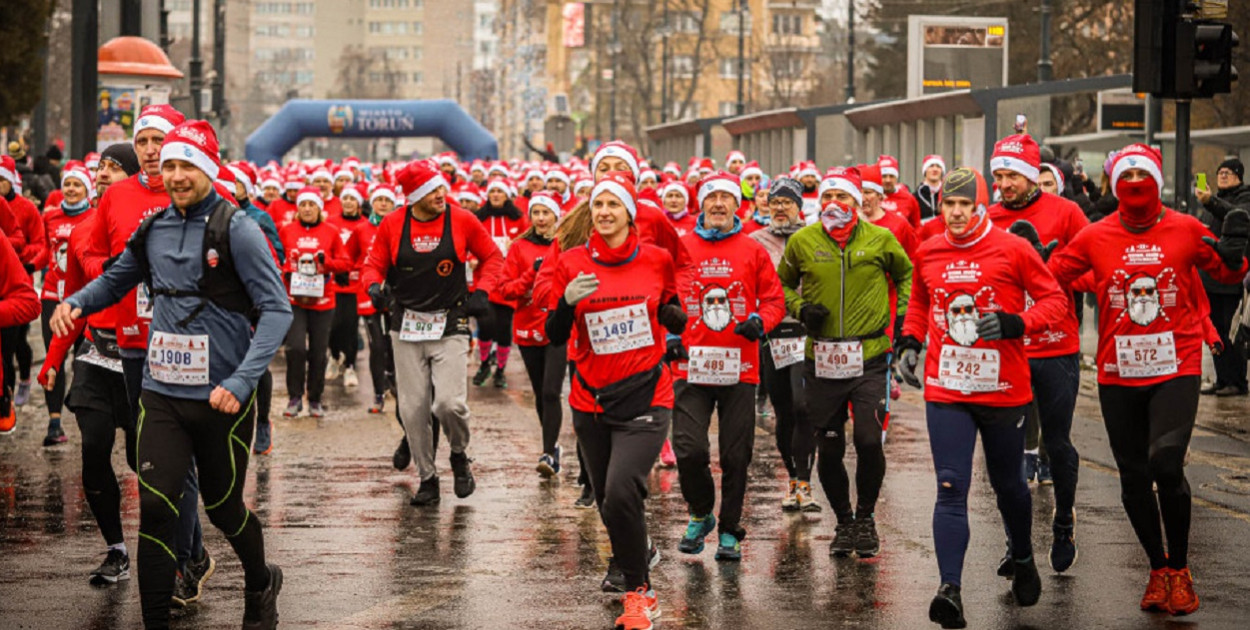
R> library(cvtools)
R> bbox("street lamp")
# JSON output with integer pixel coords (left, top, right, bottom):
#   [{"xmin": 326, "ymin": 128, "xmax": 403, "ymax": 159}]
[
  {"xmin": 737, "ymin": 0, "xmax": 749, "ymax": 116},
  {"xmin": 659, "ymin": 10, "xmax": 672, "ymax": 123}
]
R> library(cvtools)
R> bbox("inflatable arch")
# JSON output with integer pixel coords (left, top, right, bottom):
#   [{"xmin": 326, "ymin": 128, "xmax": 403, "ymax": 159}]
[{"xmin": 244, "ymin": 99, "xmax": 497, "ymax": 164}]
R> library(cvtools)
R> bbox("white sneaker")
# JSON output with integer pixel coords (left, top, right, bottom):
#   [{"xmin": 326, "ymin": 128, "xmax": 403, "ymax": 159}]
[
  {"xmin": 325, "ymin": 357, "xmax": 342, "ymax": 381},
  {"xmin": 343, "ymin": 366, "xmax": 359, "ymax": 388}
]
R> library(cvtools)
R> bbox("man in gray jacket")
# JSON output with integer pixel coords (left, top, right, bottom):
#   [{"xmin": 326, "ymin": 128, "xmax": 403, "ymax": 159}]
[{"xmin": 51, "ymin": 120, "xmax": 292, "ymax": 630}]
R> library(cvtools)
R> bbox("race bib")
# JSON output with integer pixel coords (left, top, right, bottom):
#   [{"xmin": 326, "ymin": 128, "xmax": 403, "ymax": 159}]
[
  {"xmin": 290, "ymin": 272, "xmax": 325, "ymax": 298},
  {"xmin": 937, "ymin": 345, "xmax": 1001, "ymax": 393},
  {"xmin": 687, "ymin": 346, "xmax": 741, "ymax": 386},
  {"xmin": 399, "ymin": 310, "xmax": 448, "ymax": 342},
  {"xmin": 136, "ymin": 284, "xmax": 154, "ymax": 320},
  {"xmin": 76, "ymin": 344, "xmax": 123, "ymax": 373},
  {"xmin": 493, "ymin": 235, "xmax": 511, "ymax": 254},
  {"xmin": 1115, "ymin": 332, "xmax": 1178, "ymax": 378},
  {"xmin": 814, "ymin": 340, "xmax": 864, "ymax": 379},
  {"xmin": 585, "ymin": 303, "xmax": 653, "ymax": 355},
  {"xmin": 769, "ymin": 336, "xmax": 806, "ymax": 369},
  {"xmin": 148, "ymin": 332, "xmax": 210, "ymax": 385}
]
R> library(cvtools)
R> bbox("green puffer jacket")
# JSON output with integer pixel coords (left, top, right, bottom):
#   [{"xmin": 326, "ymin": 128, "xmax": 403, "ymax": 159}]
[{"xmin": 777, "ymin": 219, "xmax": 913, "ymax": 361}]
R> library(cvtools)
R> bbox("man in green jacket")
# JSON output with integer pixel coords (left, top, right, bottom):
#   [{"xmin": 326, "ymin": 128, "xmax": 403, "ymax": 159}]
[{"xmin": 777, "ymin": 166, "xmax": 912, "ymax": 559}]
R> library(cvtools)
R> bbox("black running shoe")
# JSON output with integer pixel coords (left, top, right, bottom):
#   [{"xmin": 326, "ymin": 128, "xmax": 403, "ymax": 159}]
[
  {"xmin": 1011, "ymin": 555, "xmax": 1042, "ymax": 606},
  {"xmin": 929, "ymin": 583, "xmax": 967, "ymax": 629},
  {"xmin": 996, "ymin": 541, "xmax": 1014, "ymax": 578},
  {"xmin": 450, "ymin": 451, "xmax": 476, "ymax": 498},
  {"xmin": 854, "ymin": 515, "xmax": 881, "ymax": 558},
  {"xmin": 574, "ymin": 484, "xmax": 596, "ymax": 509},
  {"xmin": 601, "ymin": 558, "xmax": 625, "ymax": 593},
  {"xmin": 242, "ymin": 564, "xmax": 282, "ymax": 630},
  {"xmin": 410, "ymin": 476, "xmax": 440, "ymax": 506},
  {"xmin": 42, "ymin": 425, "xmax": 67, "ymax": 447},
  {"xmin": 829, "ymin": 520, "xmax": 856, "ymax": 557},
  {"xmin": 1050, "ymin": 524, "xmax": 1078, "ymax": 573},
  {"xmin": 171, "ymin": 571, "xmax": 198, "ymax": 608},
  {"xmin": 392, "ymin": 437, "xmax": 411, "ymax": 470},
  {"xmin": 472, "ymin": 358, "xmax": 493, "ymax": 386},
  {"xmin": 492, "ymin": 367, "xmax": 507, "ymax": 389},
  {"xmin": 89, "ymin": 549, "xmax": 130, "ymax": 586}
]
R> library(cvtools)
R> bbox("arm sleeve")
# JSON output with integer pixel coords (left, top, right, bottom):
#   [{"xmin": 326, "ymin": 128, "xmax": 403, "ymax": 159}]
[
  {"xmin": 496, "ymin": 246, "xmax": 536, "ymax": 301},
  {"xmin": 64, "ymin": 247, "xmax": 145, "ymax": 318},
  {"xmin": 544, "ymin": 261, "xmax": 576, "ymax": 346},
  {"xmin": 1046, "ymin": 230, "xmax": 1093, "ymax": 288},
  {"xmin": 901, "ymin": 249, "xmax": 931, "ymax": 342},
  {"xmin": 1194, "ymin": 220, "xmax": 1249, "ymax": 284},
  {"xmin": 360, "ymin": 218, "xmax": 393, "ymax": 289},
  {"xmin": 218, "ymin": 218, "xmax": 295, "ymax": 402},
  {"xmin": 325, "ymin": 231, "xmax": 353, "ymax": 273},
  {"xmin": 776, "ymin": 237, "xmax": 805, "ymax": 318},
  {"xmin": 753, "ymin": 247, "xmax": 787, "ymax": 331},
  {"xmin": 1016, "ymin": 244, "xmax": 1070, "ymax": 335},
  {"xmin": 0, "ymin": 233, "xmax": 40, "ymax": 328},
  {"xmin": 532, "ymin": 243, "xmax": 562, "ymax": 311},
  {"xmin": 257, "ymin": 211, "xmax": 285, "ymax": 262},
  {"xmin": 465, "ymin": 215, "xmax": 505, "ymax": 294},
  {"xmin": 885, "ymin": 233, "xmax": 914, "ymax": 316},
  {"xmin": 80, "ymin": 191, "xmax": 113, "ymax": 278},
  {"xmin": 21, "ymin": 206, "xmax": 47, "ymax": 269}
]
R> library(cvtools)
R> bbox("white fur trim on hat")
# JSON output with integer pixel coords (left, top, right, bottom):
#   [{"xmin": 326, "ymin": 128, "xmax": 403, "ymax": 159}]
[
  {"xmin": 340, "ymin": 187, "xmax": 363, "ymax": 202},
  {"xmin": 989, "ymin": 155, "xmax": 1040, "ymax": 183},
  {"xmin": 546, "ymin": 170, "xmax": 570, "ymax": 184},
  {"xmin": 296, "ymin": 190, "xmax": 324, "ymax": 209},
  {"xmin": 862, "ymin": 179, "xmax": 884, "ymax": 195},
  {"xmin": 309, "ymin": 168, "xmax": 333, "ymax": 182},
  {"xmin": 1041, "ymin": 163, "xmax": 1065, "ymax": 192},
  {"xmin": 135, "ymin": 114, "xmax": 176, "ymax": 135},
  {"xmin": 261, "ymin": 178, "xmax": 281, "ymax": 190},
  {"xmin": 529, "ymin": 195, "xmax": 563, "ymax": 220},
  {"xmin": 922, "ymin": 156, "xmax": 946, "ymax": 174},
  {"xmin": 591, "ymin": 180, "xmax": 637, "ymax": 220},
  {"xmin": 660, "ymin": 182, "xmax": 689, "ymax": 201},
  {"xmin": 485, "ymin": 179, "xmax": 512, "ymax": 197},
  {"xmin": 370, "ymin": 187, "xmax": 399, "ymax": 204},
  {"xmin": 879, "ymin": 165, "xmax": 899, "ymax": 178},
  {"xmin": 405, "ymin": 174, "xmax": 448, "ymax": 204},
  {"xmin": 818, "ymin": 177, "xmax": 863, "ymax": 206},
  {"xmin": 0, "ymin": 166, "xmax": 18, "ymax": 188},
  {"xmin": 524, "ymin": 169, "xmax": 544, "ymax": 182},
  {"xmin": 740, "ymin": 165, "xmax": 763, "ymax": 180},
  {"xmin": 284, "ymin": 179, "xmax": 303, "ymax": 190},
  {"xmin": 591, "ymin": 145, "xmax": 640, "ymax": 179},
  {"xmin": 698, "ymin": 178, "xmax": 742, "ymax": 207},
  {"xmin": 228, "ymin": 166, "xmax": 255, "ymax": 197},
  {"xmin": 159, "ymin": 141, "xmax": 220, "ymax": 179},
  {"xmin": 798, "ymin": 164, "xmax": 820, "ymax": 179},
  {"xmin": 1112, "ymin": 152, "xmax": 1164, "ymax": 193},
  {"xmin": 61, "ymin": 169, "xmax": 95, "ymax": 199},
  {"xmin": 333, "ymin": 168, "xmax": 353, "ymax": 181}
]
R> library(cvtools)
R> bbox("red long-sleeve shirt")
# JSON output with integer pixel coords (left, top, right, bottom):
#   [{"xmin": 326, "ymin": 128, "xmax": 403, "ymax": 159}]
[
  {"xmin": 326, "ymin": 213, "xmax": 368, "ymax": 295},
  {"xmin": 882, "ymin": 189, "xmax": 922, "ymax": 229},
  {"xmin": 0, "ymin": 197, "xmax": 26, "ymax": 257},
  {"xmin": 903, "ymin": 224, "xmax": 1069, "ymax": 406},
  {"xmin": 361, "ymin": 206, "xmax": 504, "ymax": 297},
  {"xmin": 7, "ymin": 194, "xmax": 45, "ymax": 269},
  {"xmin": 1048, "ymin": 208, "xmax": 1248, "ymax": 387},
  {"xmin": 266, "ymin": 197, "xmax": 297, "ymax": 230},
  {"xmin": 347, "ymin": 220, "xmax": 379, "ymax": 316},
  {"xmin": 672, "ymin": 230, "xmax": 786, "ymax": 385},
  {"xmin": 495, "ymin": 235, "xmax": 555, "ymax": 347},
  {"xmin": 41, "ymin": 205, "xmax": 95, "ymax": 301},
  {"xmin": 665, "ymin": 212, "xmax": 698, "ymax": 238},
  {"xmin": 278, "ymin": 219, "xmax": 353, "ymax": 311},
  {"xmin": 0, "ymin": 228, "xmax": 42, "ymax": 388}
]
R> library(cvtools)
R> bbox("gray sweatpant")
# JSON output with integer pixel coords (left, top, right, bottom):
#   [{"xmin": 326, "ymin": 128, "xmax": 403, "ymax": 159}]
[{"xmin": 391, "ymin": 333, "xmax": 471, "ymax": 481}]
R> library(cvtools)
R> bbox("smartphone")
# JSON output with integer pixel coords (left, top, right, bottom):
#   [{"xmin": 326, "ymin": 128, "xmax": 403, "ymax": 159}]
[
  {"xmin": 1014, "ymin": 114, "xmax": 1027, "ymax": 133},
  {"xmin": 1074, "ymin": 159, "xmax": 1084, "ymax": 175},
  {"xmin": 1197, "ymin": 173, "xmax": 1208, "ymax": 191}
]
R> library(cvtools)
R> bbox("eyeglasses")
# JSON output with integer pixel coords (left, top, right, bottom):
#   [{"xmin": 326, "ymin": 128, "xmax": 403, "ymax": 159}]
[{"xmin": 1217, "ymin": 170, "xmax": 1236, "ymax": 178}]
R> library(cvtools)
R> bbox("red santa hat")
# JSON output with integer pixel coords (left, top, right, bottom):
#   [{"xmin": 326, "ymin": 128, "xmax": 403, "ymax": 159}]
[
  {"xmin": 590, "ymin": 141, "xmax": 641, "ymax": 179},
  {"xmin": 296, "ymin": 185, "xmax": 324, "ymax": 209},
  {"xmin": 591, "ymin": 172, "xmax": 638, "ymax": 220},
  {"xmin": 158, "ymin": 120, "xmax": 222, "ymax": 179},
  {"xmin": 485, "ymin": 177, "xmax": 513, "ymax": 198},
  {"xmin": 309, "ymin": 167, "xmax": 333, "ymax": 183},
  {"xmin": 739, "ymin": 161, "xmax": 763, "ymax": 180},
  {"xmin": 858, "ymin": 164, "xmax": 884, "ymax": 195},
  {"xmin": 469, "ymin": 160, "xmax": 487, "ymax": 175},
  {"xmin": 659, "ymin": 180, "xmax": 689, "ymax": 204},
  {"xmin": 1041, "ymin": 163, "xmax": 1065, "ymax": 192},
  {"xmin": 396, "ymin": 161, "xmax": 449, "ymax": 205},
  {"xmin": 662, "ymin": 162, "xmax": 682, "ymax": 177},
  {"xmin": 523, "ymin": 167, "xmax": 545, "ymax": 182},
  {"xmin": 697, "ymin": 171, "xmax": 743, "ymax": 207},
  {"xmin": 134, "ymin": 104, "xmax": 185, "ymax": 137},
  {"xmin": 333, "ymin": 167, "xmax": 354, "ymax": 182},
  {"xmin": 819, "ymin": 166, "xmax": 863, "ymax": 206},
  {"xmin": 435, "ymin": 152, "xmax": 458, "ymax": 168},
  {"xmin": 922, "ymin": 154, "xmax": 947, "ymax": 175},
  {"xmin": 1111, "ymin": 143, "xmax": 1165, "ymax": 193},
  {"xmin": 0, "ymin": 156, "xmax": 19, "ymax": 188},
  {"xmin": 339, "ymin": 183, "xmax": 363, "ymax": 203},
  {"xmin": 797, "ymin": 161, "xmax": 820, "ymax": 179},
  {"xmin": 697, "ymin": 158, "xmax": 715, "ymax": 175},
  {"xmin": 725, "ymin": 150, "xmax": 746, "ymax": 166},
  {"xmin": 528, "ymin": 190, "xmax": 564, "ymax": 220},
  {"xmin": 877, "ymin": 154, "xmax": 900, "ymax": 179},
  {"xmin": 573, "ymin": 177, "xmax": 593, "ymax": 196},
  {"xmin": 638, "ymin": 169, "xmax": 658, "ymax": 185},
  {"xmin": 545, "ymin": 166, "xmax": 570, "ymax": 184},
  {"xmin": 85, "ymin": 152, "xmax": 101, "ymax": 170},
  {"xmin": 453, "ymin": 182, "xmax": 483, "ymax": 206},
  {"xmin": 61, "ymin": 164, "xmax": 95, "ymax": 199},
  {"xmin": 989, "ymin": 134, "xmax": 1041, "ymax": 183},
  {"xmin": 370, "ymin": 183, "xmax": 400, "ymax": 205},
  {"xmin": 283, "ymin": 174, "xmax": 304, "ymax": 191}
]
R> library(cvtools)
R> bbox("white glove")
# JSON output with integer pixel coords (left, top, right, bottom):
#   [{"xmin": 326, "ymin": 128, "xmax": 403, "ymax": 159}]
[{"xmin": 564, "ymin": 273, "xmax": 600, "ymax": 306}]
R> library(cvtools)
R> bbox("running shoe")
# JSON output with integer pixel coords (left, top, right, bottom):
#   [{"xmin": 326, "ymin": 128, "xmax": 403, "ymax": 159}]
[
  {"xmin": 89, "ymin": 549, "xmax": 130, "ymax": 586},
  {"xmin": 1023, "ymin": 453, "xmax": 1040, "ymax": 483},
  {"xmin": 755, "ymin": 397, "xmax": 770, "ymax": 418},
  {"xmin": 615, "ymin": 587, "xmax": 660, "ymax": 630},
  {"xmin": 172, "ymin": 570, "xmax": 198, "ymax": 608},
  {"xmin": 996, "ymin": 541, "xmax": 1014, "ymax": 578},
  {"xmin": 343, "ymin": 366, "xmax": 359, "ymax": 388},
  {"xmin": 678, "ymin": 514, "xmax": 717, "ymax": 554},
  {"xmin": 537, "ymin": 444, "xmax": 562, "ymax": 477},
  {"xmin": 282, "ymin": 398, "xmax": 301, "ymax": 417},
  {"xmin": 1166, "ymin": 567, "xmax": 1199, "ymax": 616},
  {"xmin": 471, "ymin": 357, "xmax": 494, "ymax": 386},
  {"xmin": 410, "ymin": 476, "xmax": 440, "ymax": 506},
  {"xmin": 393, "ymin": 437, "xmax": 411, "ymax": 471},
  {"xmin": 253, "ymin": 420, "xmax": 273, "ymax": 455},
  {"xmin": 187, "ymin": 550, "xmax": 216, "ymax": 597},
  {"xmin": 714, "ymin": 532, "xmax": 742, "ymax": 561},
  {"xmin": 308, "ymin": 401, "xmax": 325, "ymax": 418},
  {"xmin": 1140, "ymin": 568, "xmax": 1170, "ymax": 611},
  {"xmin": 450, "ymin": 451, "xmax": 476, "ymax": 498},
  {"xmin": 854, "ymin": 515, "xmax": 880, "ymax": 558},
  {"xmin": 13, "ymin": 380, "xmax": 31, "ymax": 406},
  {"xmin": 491, "ymin": 367, "xmax": 507, "ymax": 388},
  {"xmin": 325, "ymin": 357, "xmax": 342, "ymax": 381},
  {"xmin": 781, "ymin": 479, "xmax": 799, "ymax": 512},
  {"xmin": 242, "ymin": 563, "xmax": 282, "ymax": 630},
  {"xmin": 1050, "ymin": 523, "xmax": 1077, "ymax": 573},
  {"xmin": 1010, "ymin": 555, "xmax": 1041, "ymax": 606},
  {"xmin": 658, "ymin": 439, "xmax": 677, "ymax": 468},
  {"xmin": 0, "ymin": 400, "xmax": 15, "ymax": 434},
  {"xmin": 574, "ymin": 484, "xmax": 596, "ymax": 509},
  {"xmin": 602, "ymin": 545, "xmax": 660, "ymax": 593},
  {"xmin": 1037, "ymin": 458, "xmax": 1053, "ymax": 485},
  {"xmin": 369, "ymin": 394, "xmax": 385, "ymax": 414},
  {"xmin": 796, "ymin": 481, "xmax": 822, "ymax": 512},
  {"xmin": 829, "ymin": 520, "xmax": 856, "ymax": 557},
  {"xmin": 928, "ymin": 583, "xmax": 967, "ymax": 629},
  {"xmin": 43, "ymin": 425, "xmax": 67, "ymax": 446}
]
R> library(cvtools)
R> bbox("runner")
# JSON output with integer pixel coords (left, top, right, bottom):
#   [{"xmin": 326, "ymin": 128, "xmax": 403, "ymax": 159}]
[
  {"xmin": 471, "ymin": 178, "xmax": 528, "ymax": 389},
  {"xmin": 1047, "ymin": 144, "xmax": 1249, "ymax": 617},
  {"xmin": 278, "ymin": 185, "xmax": 352, "ymax": 418},
  {"xmin": 0, "ymin": 211, "xmax": 39, "ymax": 434},
  {"xmin": 897, "ymin": 166, "xmax": 1068, "ymax": 628},
  {"xmin": 878, "ymin": 154, "xmax": 922, "ymax": 228},
  {"xmin": 778, "ymin": 166, "xmax": 913, "ymax": 559},
  {"xmin": 671, "ymin": 172, "xmax": 786, "ymax": 562},
  {"xmin": 53, "ymin": 119, "xmax": 292, "ymax": 630},
  {"xmin": 362, "ymin": 161, "xmax": 503, "ymax": 506},
  {"xmin": 356, "ymin": 184, "xmax": 399, "ymax": 414},
  {"xmin": 545, "ymin": 172, "xmax": 684, "ymax": 630},
  {"xmin": 326, "ymin": 183, "xmax": 367, "ymax": 389},
  {"xmin": 0, "ymin": 156, "xmax": 44, "ymax": 418},
  {"xmin": 659, "ymin": 180, "xmax": 697, "ymax": 237},
  {"xmin": 750, "ymin": 177, "xmax": 818, "ymax": 511},
  {"xmin": 913, "ymin": 154, "xmax": 946, "ymax": 222}
]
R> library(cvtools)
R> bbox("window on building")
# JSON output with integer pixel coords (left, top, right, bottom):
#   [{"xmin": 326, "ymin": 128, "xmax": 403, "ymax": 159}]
[
  {"xmin": 413, "ymin": 71, "xmax": 424, "ymax": 85},
  {"xmin": 296, "ymin": 71, "xmax": 314, "ymax": 85},
  {"xmin": 719, "ymin": 101, "xmax": 739, "ymax": 117},
  {"xmin": 295, "ymin": 25, "xmax": 314, "ymax": 37},
  {"xmin": 413, "ymin": 47, "xmax": 423, "ymax": 60},
  {"xmin": 296, "ymin": 3, "xmax": 314, "ymax": 15},
  {"xmin": 412, "ymin": 21, "xmax": 423, "ymax": 35},
  {"xmin": 671, "ymin": 54, "xmax": 694, "ymax": 78},
  {"xmin": 479, "ymin": 13, "xmax": 493, "ymax": 29},
  {"xmin": 719, "ymin": 10, "xmax": 750, "ymax": 35},
  {"xmin": 772, "ymin": 13, "xmax": 802, "ymax": 36},
  {"xmin": 719, "ymin": 57, "xmax": 744, "ymax": 79},
  {"xmin": 673, "ymin": 101, "xmax": 700, "ymax": 119},
  {"xmin": 673, "ymin": 11, "xmax": 702, "ymax": 33},
  {"xmin": 774, "ymin": 55, "xmax": 804, "ymax": 78}
]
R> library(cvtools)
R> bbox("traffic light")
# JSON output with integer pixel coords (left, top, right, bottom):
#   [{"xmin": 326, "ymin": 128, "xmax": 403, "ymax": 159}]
[
  {"xmin": 1133, "ymin": 1, "xmax": 1239, "ymax": 99},
  {"xmin": 1190, "ymin": 22, "xmax": 1238, "ymax": 97}
]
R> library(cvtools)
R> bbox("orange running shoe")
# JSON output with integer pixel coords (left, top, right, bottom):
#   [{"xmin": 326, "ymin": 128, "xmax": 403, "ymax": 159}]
[
  {"xmin": 1140, "ymin": 568, "xmax": 1171, "ymax": 612},
  {"xmin": 0, "ymin": 400, "xmax": 15, "ymax": 434},
  {"xmin": 615, "ymin": 587, "xmax": 660, "ymax": 630},
  {"xmin": 1166, "ymin": 567, "xmax": 1200, "ymax": 616}
]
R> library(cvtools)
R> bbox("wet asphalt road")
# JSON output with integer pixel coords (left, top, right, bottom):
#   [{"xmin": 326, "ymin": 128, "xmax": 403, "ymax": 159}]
[{"xmin": 3, "ymin": 335, "xmax": 1250, "ymax": 629}]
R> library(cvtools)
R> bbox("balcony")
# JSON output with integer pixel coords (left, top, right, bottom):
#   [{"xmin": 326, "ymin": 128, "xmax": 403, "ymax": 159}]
[{"xmin": 765, "ymin": 33, "xmax": 820, "ymax": 52}]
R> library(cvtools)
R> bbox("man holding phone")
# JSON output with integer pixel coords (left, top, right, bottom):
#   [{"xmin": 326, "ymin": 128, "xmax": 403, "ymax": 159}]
[{"xmin": 1196, "ymin": 158, "xmax": 1250, "ymax": 396}]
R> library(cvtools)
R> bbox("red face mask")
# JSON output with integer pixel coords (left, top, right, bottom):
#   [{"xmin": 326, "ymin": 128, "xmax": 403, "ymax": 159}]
[{"xmin": 1115, "ymin": 178, "xmax": 1162, "ymax": 229}]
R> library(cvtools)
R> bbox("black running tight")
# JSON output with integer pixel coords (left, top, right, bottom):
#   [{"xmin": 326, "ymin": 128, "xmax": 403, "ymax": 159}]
[{"xmin": 518, "ymin": 343, "xmax": 567, "ymax": 455}]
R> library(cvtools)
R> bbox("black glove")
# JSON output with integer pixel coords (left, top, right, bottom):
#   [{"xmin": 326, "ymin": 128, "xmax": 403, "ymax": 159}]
[
  {"xmin": 316, "ymin": 252, "xmax": 326, "ymax": 266},
  {"xmin": 465, "ymin": 289, "xmax": 491, "ymax": 317},
  {"xmin": 665, "ymin": 334, "xmax": 689, "ymax": 362},
  {"xmin": 893, "ymin": 315, "xmax": 904, "ymax": 343},
  {"xmin": 532, "ymin": 257, "xmax": 544, "ymax": 272},
  {"xmin": 658, "ymin": 302, "xmax": 688, "ymax": 335},
  {"xmin": 1203, "ymin": 209, "xmax": 1250, "ymax": 270},
  {"xmin": 1008, "ymin": 219, "xmax": 1059, "ymax": 263},
  {"xmin": 799, "ymin": 303, "xmax": 830, "ymax": 335},
  {"xmin": 367, "ymin": 283, "xmax": 390, "ymax": 306},
  {"xmin": 333, "ymin": 273, "xmax": 350, "ymax": 286},
  {"xmin": 894, "ymin": 335, "xmax": 924, "ymax": 389},
  {"xmin": 733, "ymin": 315, "xmax": 766, "ymax": 341},
  {"xmin": 22, "ymin": 263, "xmax": 35, "ymax": 274},
  {"xmin": 102, "ymin": 254, "xmax": 120, "ymax": 271},
  {"xmin": 975, "ymin": 312, "xmax": 1025, "ymax": 341}
]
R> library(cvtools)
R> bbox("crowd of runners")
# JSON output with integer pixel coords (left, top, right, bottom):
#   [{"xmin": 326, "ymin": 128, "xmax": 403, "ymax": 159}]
[{"xmin": 0, "ymin": 104, "xmax": 1247, "ymax": 630}]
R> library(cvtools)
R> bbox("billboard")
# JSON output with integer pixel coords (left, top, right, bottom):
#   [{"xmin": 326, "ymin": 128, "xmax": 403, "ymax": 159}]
[{"xmin": 907, "ymin": 16, "xmax": 1009, "ymax": 99}]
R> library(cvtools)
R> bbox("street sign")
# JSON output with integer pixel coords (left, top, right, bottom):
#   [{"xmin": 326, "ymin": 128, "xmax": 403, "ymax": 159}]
[
  {"xmin": 907, "ymin": 15, "xmax": 1009, "ymax": 99},
  {"xmin": 1098, "ymin": 89, "xmax": 1146, "ymax": 132}
]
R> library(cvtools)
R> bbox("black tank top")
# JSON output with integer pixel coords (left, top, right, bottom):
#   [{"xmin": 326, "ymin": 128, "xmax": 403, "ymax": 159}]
[{"xmin": 387, "ymin": 209, "xmax": 470, "ymax": 335}]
